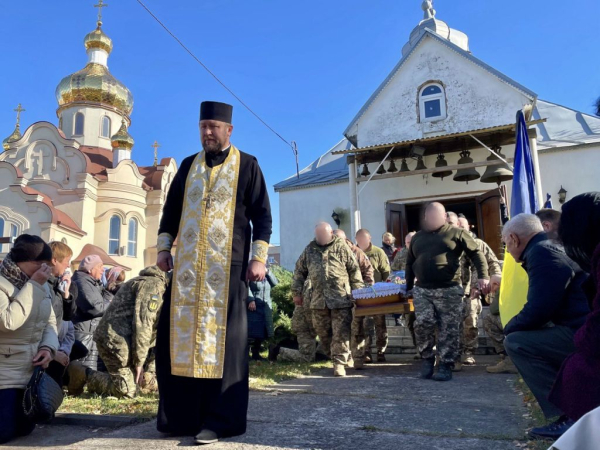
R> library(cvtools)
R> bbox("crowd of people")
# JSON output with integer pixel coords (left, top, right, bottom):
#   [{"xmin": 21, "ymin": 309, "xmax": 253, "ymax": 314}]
[
  {"xmin": 288, "ymin": 192, "xmax": 600, "ymax": 442},
  {"xmin": 0, "ymin": 236, "xmax": 169, "ymax": 443}
]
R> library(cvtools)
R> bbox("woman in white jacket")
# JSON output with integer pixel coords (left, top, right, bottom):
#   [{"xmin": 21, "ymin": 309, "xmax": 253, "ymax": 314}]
[{"xmin": 0, "ymin": 235, "xmax": 58, "ymax": 444}]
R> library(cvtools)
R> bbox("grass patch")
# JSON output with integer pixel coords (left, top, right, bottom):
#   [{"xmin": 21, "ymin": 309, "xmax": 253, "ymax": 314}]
[
  {"xmin": 514, "ymin": 377, "xmax": 554, "ymax": 450},
  {"xmin": 59, "ymin": 359, "xmax": 330, "ymax": 415}
]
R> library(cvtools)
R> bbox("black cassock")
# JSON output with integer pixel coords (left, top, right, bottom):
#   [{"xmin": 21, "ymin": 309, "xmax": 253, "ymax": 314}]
[{"xmin": 156, "ymin": 147, "xmax": 272, "ymax": 437}]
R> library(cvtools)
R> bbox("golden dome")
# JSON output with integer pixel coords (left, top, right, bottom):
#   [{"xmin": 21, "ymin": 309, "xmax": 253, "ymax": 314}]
[
  {"xmin": 55, "ymin": 25, "xmax": 133, "ymax": 117},
  {"xmin": 111, "ymin": 120, "xmax": 134, "ymax": 150},
  {"xmin": 2, "ymin": 125, "xmax": 21, "ymax": 151},
  {"xmin": 84, "ymin": 25, "xmax": 113, "ymax": 54}
]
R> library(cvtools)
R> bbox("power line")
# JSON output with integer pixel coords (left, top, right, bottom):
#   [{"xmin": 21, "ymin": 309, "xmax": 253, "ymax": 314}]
[{"xmin": 135, "ymin": 0, "xmax": 297, "ymax": 160}]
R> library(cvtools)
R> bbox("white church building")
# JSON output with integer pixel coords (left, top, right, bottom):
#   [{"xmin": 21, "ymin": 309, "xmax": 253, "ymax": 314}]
[
  {"xmin": 0, "ymin": 10, "xmax": 177, "ymax": 275},
  {"xmin": 275, "ymin": 2, "xmax": 600, "ymax": 270}
]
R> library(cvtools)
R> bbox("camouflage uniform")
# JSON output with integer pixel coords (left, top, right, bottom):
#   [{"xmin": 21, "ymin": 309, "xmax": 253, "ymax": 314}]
[
  {"xmin": 364, "ymin": 245, "xmax": 391, "ymax": 356},
  {"xmin": 391, "ymin": 247, "xmax": 416, "ymax": 347},
  {"xmin": 292, "ymin": 236, "xmax": 364, "ymax": 367},
  {"xmin": 483, "ymin": 312, "xmax": 505, "ymax": 354},
  {"xmin": 347, "ymin": 243, "xmax": 374, "ymax": 365},
  {"xmin": 87, "ymin": 266, "xmax": 169, "ymax": 398},
  {"xmin": 391, "ymin": 247, "xmax": 408, "ymax": 271},
  {"xmin": 462, "ymin": 239, "xmax": 502, "ymax": 355},
  {"xmin": 413, "ymin": 285, "xmax": 464, "ymax": 364},
  {"xmin": 278, "ymin": 281, "xmax": 318, "ymax": 363}
]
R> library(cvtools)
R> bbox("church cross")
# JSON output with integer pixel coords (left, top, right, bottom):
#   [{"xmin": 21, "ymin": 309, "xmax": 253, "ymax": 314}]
[
  {"xmin": 94, "ymin": 0, "xmax": 108, "ymax": 24},
  {"xmin": 152, "ymin": 140, "xmax": 161, "ymax": 167},
  {"xmin": 14, "ymin": 103, "xmax": 25, "ymax": 126}
]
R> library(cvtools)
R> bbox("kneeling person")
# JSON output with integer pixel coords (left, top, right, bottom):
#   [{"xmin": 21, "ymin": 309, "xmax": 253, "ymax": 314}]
[{"xmin": 87, "ymin": 266, "xmax": 169, "ymax": 398}]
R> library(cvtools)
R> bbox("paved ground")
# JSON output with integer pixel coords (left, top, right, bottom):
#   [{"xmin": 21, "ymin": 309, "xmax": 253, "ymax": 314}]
[{"xmin": 6, "ymin": 355, "xmax": 531, "ymax": 450}]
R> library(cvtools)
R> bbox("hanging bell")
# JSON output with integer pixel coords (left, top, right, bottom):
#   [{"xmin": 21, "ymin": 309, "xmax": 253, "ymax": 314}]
[
  {"xmin": 453, "ymin": 150, "xmax": 480, "ymax": 183},
  {"xmin": 415, "ymin": 156, "xmax": 427, "ymax": 171},
  {"xmin": 431, "ymin": 154, "xmax": 452, "ymax": 180},
  {"xmin": 399, "ymin": 158, "xmax": 410, "ymax": 172},
  {"xmin": 387, "ymin": 159, "xmax": 398, "ymax": 173},
  {"xmin": 376, "ymin": 163, "xmax": 386, "ymax": 175},
  {"xmin": 360, "ymin": 163, "xmax": 370, "ymax": 177},
  {"xmin": 480, "ymin": 146, "xmax": 513, "ymax": 185}
]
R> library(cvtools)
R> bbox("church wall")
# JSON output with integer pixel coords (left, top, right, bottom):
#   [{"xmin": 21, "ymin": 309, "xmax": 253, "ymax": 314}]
[
  {"xmin": 278, "ymin": 182, "xmax": 350, "ymax": 270},
  {"xmin": 59, "ymin": 105, "xmax": 125, "ymax": 151},
  {"xmin": 354, "ymin": 37, "xmax": 532, "ymax": 148},
  {"xmin": 538, "ymin": 146, "xmax": 600, "ymax": 204}
]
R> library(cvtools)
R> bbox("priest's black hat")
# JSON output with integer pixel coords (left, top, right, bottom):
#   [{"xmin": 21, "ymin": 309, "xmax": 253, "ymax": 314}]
[{"xmin": 200, "ymin": 101, "xmax": 233, "ymax": 123}]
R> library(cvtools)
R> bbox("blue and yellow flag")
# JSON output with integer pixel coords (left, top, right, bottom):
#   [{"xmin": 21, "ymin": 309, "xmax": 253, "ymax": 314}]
[{"xmin": 499, "ymin": 110, "xmax": 540, "ymax": 326}]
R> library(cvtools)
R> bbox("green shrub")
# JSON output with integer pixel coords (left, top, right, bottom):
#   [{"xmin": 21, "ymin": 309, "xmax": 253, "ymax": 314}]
[{"xmin": 269, "ymin": 265, "xmax": 295, "ymax": 344}]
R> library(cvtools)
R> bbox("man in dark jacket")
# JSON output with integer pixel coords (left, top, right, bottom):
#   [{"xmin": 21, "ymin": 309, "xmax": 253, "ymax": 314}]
[
  {"xmin": 72, "ymin": 255, "xmax": 113, "ymax": 371},
  {"xmin": 503, "ymin": 214, "xmax": 590, "ymax": 440},
  {"xmin": 406, "ymin": 202, "xmax": 489, "ymax": 382}
]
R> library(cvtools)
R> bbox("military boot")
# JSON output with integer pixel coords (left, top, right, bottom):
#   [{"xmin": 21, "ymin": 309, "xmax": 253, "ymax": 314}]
[
  {"xmin": 462, "ymin": 352, "xmax": 476, "ymax": 365},
  {"xmin": 333, "ymin": 365, "xmax": 346, "ymax": 377},
  {"xmin": 66, "ymin": 361, "xmax": 88, "ymax": 396},
  {"xmin": 364, "ymin": 353, "xmax": 373, "ymax": 364},
  {"xmin": 377, "ymin": 352, "xmax": 386, "ymax": 363},
  {"xmin": 142, "ymin": 372, "xmax": 159, "ymax": 393},
  {"xmin": 420, "ymin": 358, "xmax": 435, "ymax": 379},
  {"xmin": 354, "ymin": 358, "xmax": 365, "ymax": 370},
  {"xmin": 486, "ymin": 355, "xmax": 518, "ymax": 374},
  {"xmin": 432, "ymin": 363, "xmax": 453, "ymax": 381}
]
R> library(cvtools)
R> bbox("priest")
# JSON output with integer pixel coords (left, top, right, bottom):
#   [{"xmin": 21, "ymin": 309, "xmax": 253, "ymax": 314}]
[{"xmin": 155, "ymin": 101, "xmax": 272, "ymax": 445}]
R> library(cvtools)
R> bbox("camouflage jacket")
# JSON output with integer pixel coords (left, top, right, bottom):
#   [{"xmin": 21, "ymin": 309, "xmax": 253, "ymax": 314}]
[
  {"xmin": 391, "ymin": 247, "xmax": 408, "ymax": 272},
  {"xmin": 461, "ymin": 238, "xmax": 502, "ymax": 295},
  {"xmin": 292, "ymin": 236, "xmax": 364, "ymax": 309},
  {"xmin": 94, "ymin": 266, "xmax": 169, "ymax": 368},
  {"xmin": 348, "ymin": 242, "xmax": 375, "ymax": 286}
]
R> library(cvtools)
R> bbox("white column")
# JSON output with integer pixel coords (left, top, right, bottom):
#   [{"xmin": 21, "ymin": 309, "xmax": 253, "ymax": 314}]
[
  {"xmin": 529, "ymin": 135, "xmax": 544, "ymax": 208},
  {"xmin": 348, "ymin": 157, "xmax": 360, "ymax": 238}
]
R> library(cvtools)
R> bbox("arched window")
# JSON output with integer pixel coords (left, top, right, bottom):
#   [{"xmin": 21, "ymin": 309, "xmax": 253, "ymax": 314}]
[
  {"xmin": 74, "ymin": 112, "xmax": 85, "ymax": 135},
  {"xmin": 101, "ymin": 116, "xmax": 111, "ymax": 138},
  {"xmin": 127, "ymin": 218, "xmax": 137, "ymax": 257},
  {"xmin": 108, "ymin": 215, "xmax": 121, "ymax": 255},
  {"xmin": 419, "ymin": 83, "xmax": 446, "ymax": 122}
]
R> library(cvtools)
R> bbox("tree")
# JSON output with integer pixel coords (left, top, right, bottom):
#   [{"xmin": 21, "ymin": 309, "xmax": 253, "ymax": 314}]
[{"xmin": 595, "ymin": 96, "xmax": 600, "ymax": 117}]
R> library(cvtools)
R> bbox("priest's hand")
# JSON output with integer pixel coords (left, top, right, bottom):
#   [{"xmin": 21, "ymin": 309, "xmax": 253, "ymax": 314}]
[
  {"xmin": 247, "ymin": 261, "xmax": 266, "ymax": 282},
  {"xmin": 157, "ymin": 251, "xmax": 174, "ymax": 272},
  {"xmin": 293, "ymin": 296, "xmax": 303, "ymax": 306}
]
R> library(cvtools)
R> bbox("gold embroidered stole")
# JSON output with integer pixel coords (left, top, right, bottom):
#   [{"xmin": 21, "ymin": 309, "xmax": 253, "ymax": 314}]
[{"xmin": 170, "ymin": 146, "xmax": 240, "ymax": 378}]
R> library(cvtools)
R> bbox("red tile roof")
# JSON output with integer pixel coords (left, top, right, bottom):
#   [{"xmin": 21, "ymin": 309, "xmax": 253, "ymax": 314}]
[{"xmin": 20, "ymin": 186, "xmax": 85, "ymax": 235}]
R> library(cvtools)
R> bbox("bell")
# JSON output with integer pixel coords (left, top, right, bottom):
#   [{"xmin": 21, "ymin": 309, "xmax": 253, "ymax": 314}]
[
  {"xmin": 431, "ymin": 154, "xmax": 452, "ymax": 180},
  {"xmin": 399, "ymin": 158, "xmax": 410, "ymax": 172},
  {"xmin": 453, "ymin": 150, "xmax": 480, "ymax": 183},
  {"xmin": 480, "ymin": 147, "xmax": 513, "ymax": 185},
  {"xmin": 360, "ymin": 163, "xmax": 370, "ymax": 177},
  {"xmin": 376, "ymin": 163, "xmax": 386, "ymax": 175},
  {"xmin": 415, "ymin": 156, "xmax": 427, "ymax": 171},
  {"xmin": 387, "ymin": 160, "xmax": 398, "ymax": 173}
]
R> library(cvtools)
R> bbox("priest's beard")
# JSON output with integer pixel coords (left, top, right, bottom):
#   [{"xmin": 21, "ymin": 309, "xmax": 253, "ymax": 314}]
[{"xmin": 202, "ymin": 137, "xmax": 224, "ymax": 154}]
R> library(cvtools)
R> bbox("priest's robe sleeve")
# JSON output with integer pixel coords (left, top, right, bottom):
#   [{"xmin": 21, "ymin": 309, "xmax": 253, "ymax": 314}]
[{"xmin": 247, "ymin": 158, "xmax": 272, "ymax": 264}]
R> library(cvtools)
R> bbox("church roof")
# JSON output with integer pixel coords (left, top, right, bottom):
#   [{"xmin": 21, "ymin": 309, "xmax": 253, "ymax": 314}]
[
  {"xmin": 72, "ymin": 243, "xmax": 131, "ymax": 270},
  {"xmin": 276, "ymin": 100, "xmax": 600, "ymax": 192},
  {"xmin": 20, "ymin": 185, "xmax": 85, "ymax": 235},
  {"xmin": 343, "ymin": 28, "xmax": 537, "ymax": 140},
  {"xmin": 274, "ymin": 139, "xmax": 353, "ymax": 192}
]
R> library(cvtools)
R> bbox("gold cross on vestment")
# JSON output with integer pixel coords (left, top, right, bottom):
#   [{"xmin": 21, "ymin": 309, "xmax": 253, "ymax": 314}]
[
  {"xmin": 14, "ymin": 104, "xmax": 25, "ymax": 126},
  {"xmin": 203, "ymin": 195, "xmax": 213, "ymax": 209},
  {"xmin": 94, "ymin": 0, "xmax": 108, "ymax": 24},
  {"xmin": 152, "ymin": 140, "xmax": 160, "ymax": 167}
]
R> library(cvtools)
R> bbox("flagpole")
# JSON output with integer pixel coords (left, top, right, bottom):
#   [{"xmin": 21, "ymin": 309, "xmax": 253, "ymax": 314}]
[{"xmin": 528, "ymin": 132, "xmax": 544, "ymax": 208}]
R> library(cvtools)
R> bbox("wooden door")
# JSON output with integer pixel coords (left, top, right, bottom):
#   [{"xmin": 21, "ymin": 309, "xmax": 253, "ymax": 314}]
[
  {"xmin": 476, "ymin": 186, "xmax": 507, "ymax": 258},
  {"xmin": 386, "ymin": 203, "xmax": 407, "ymax": 246}
]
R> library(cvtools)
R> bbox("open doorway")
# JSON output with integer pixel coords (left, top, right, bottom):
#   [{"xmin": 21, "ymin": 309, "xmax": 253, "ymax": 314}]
[{"xmin": 385, "ymin": 187, "xmax": 506, "ymax": 257}]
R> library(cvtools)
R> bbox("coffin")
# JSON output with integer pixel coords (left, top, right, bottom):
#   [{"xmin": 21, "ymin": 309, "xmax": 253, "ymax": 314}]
[{"xmin": 352, "ymin": 282, "xmax": 413, "ymax": 317}]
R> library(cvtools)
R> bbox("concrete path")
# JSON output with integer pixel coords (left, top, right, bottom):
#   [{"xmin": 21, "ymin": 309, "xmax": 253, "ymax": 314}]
[{"xmin": 6, "ymin": 355, "xmax": 531, "ymax": 450}]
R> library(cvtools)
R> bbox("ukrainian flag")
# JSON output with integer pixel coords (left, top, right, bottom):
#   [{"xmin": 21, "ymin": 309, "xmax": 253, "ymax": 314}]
[{"xmin": 499, "ymin": 110, "xmax": 540, "ymax": 326}]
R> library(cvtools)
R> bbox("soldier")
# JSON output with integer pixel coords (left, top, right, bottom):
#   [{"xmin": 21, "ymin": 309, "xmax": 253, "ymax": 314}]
[
  {"xmin": 274, "ymin": 280, "xmax": 320, "ymax": 363},
  {"xmin": 484, "ymin": 299, "xmax": 518, "ymax": 374},
  {"xmin": 406, "ymin": 203, "xmax": 489, "ymax": 382},
  {"xmin": 333, "ymin": 229, "xmax": 374, "ymax": 370},
  {"xmin": 292, "ymin": 222, "xmax": 364, "ymax": 377},
  {"xmin": 391, "ymin": 232, "xmax": 417, "ymax": 340},
  {"xmin": 355, "ymin": 229, "xmax": 391, "ymax": 362},
  {"xmin": 86, "ymin": 266, "xmax": 169, "ymax": 398}
]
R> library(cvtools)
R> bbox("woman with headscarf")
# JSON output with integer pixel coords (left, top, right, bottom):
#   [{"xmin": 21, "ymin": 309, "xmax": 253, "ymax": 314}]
[
  {"xmin": 105, "ymin": 266, "xmax": 125, "ymax": 296},
  {"xmin": 0, "ymin": 235, "xmax": 58, "ymax": 444},
  {"xmin": 549, "ymin": 192, "xmax": 600, "ymax": 422},
  {"xmin": 72, "ymin": 255, "xmax": 113, "ymax": 372}
]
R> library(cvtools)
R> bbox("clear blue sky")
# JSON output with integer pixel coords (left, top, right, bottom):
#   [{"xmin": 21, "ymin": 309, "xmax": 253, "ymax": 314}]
[{"xmin": 1, "ymin": 0, "xmax": 598, "ymax": 244}]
